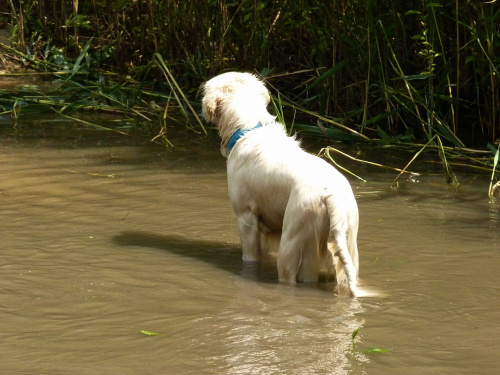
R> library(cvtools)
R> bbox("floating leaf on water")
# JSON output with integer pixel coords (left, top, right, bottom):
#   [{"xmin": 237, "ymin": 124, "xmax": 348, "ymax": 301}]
[
  {"xmin": 140, "ymin": 330, "xmax": 161, "ymax": 336},
  {"xmin": 352, "ymin": 327, "xmax": 391, "ymax": 353},
  {"xmin": 364, "ymin": 348, "xmax": 392, "ymax": 354}
]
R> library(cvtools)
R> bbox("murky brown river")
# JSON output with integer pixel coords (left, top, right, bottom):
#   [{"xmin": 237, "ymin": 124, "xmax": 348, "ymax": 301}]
[{"xmin": 1, "ymin": 122, "xmax": 499, "ymax": 374}]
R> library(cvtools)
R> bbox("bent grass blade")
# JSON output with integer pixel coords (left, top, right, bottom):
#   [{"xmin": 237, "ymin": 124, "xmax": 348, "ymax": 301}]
[
  {"xmin": 351, "ymin": 327, "xmax": 391, "ymax": 354},
  {"xmin": 488, "ymin": 143, "xmax": 500, "ymax": 198}
]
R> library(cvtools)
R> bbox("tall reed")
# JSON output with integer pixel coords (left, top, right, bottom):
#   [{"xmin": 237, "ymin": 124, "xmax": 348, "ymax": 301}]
[{"xmin": 2, "ymin": 0, "xmax": 499, "ymax": 149}]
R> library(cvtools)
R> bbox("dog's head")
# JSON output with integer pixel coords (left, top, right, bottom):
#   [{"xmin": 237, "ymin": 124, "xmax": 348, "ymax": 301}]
[{"xmin": 201, "ymin": 72, "xmax": 274, "ymax": 144}]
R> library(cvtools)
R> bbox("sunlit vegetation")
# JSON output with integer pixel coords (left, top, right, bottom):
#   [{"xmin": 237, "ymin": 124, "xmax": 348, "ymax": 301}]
[{"xmin": 0, "ymin": 1, "xmax": 498, "ymax": 184}]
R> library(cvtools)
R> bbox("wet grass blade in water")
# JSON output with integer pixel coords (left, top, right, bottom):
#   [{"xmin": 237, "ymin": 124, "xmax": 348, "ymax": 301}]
[
  {"xmin": 320, "ymin": 148, "xmax": 366, "ymax": 183},
  {"xmin": 351, "ymin": 327, "xmax": 391, "ymax": 354},
  {"xmin": 351, "ymin": 327, "xmax": 360, "ymax": 351},
  {"xmin": 320, "ymin": 146, "xmax": 415, "ymax": 176},
  {"xmin": 436, "ymin": 136, "xmax": 459, "ymax": 186},
  {"xmin": 391, "ymin": 135, "xmax": 438, "ymax": 188},
  {"xmin": 488, "ymin": 143, "xmax": 500, "ymax": 198},
  {"xmin": 50, "ymin": 108, "xmax": 131, "ymax": 136}
]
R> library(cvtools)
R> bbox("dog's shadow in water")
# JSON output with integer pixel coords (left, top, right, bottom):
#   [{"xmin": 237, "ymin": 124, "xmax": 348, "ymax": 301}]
[
  {"xmin": 113, "ymin": 231, "xmax": 279, "ymax": 284},
  {"xmin": 113, "ymin": 231, "xmax": 341, "ymax": 293}
]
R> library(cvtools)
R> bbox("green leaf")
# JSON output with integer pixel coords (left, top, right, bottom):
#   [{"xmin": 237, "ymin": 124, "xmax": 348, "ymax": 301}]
[
  {"xmin": 465, "ymin": 56, "xmax": 475, "ymax": 64},
  {"xmin": 376, "ymin": 125, "xmax": 414, "ymax": 145},
  {"xmin": 487, "ymin": 142, "xmax": 499, "ymax": 156},
  {"xmin": 351, "ymin": 327, "xmax": 360, "ymax": 340},
  {"xmin": 297, "ymin": 61, "xmax": 346, "ymax": 97},
  {"xmin": 73, "ymin": 37, "xmax": 94, "ymax": 73},
  {"xmin": 364, "ymin": 348, "xmax": 392, "ymax": 353},
  {"xmin": 361, "ymin": 108, "xmax": 403, "ymax": 127},
  {"xmin": 434, "ymin": 122, "xmax": 465, "ymax": 147},
  {"xmin": 405, "ymin": 10, "xmax": 421, "ymax": 15},
  {"xmin": 351, "ymin": 327, "xmax": 360, "ymax": 351},
  {"xmin": 394, "ymin": 74, "xmax": 432, "ymax": 81},
  {"xmin": 140, "ymin": 330, "xmax": 161, "ymax": 336},
  {"xmin": 17, "ymin": 103, "xmax": 53, "ymax": 115}
]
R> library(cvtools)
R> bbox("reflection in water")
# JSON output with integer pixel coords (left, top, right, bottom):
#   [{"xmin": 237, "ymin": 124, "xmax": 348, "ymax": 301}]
[
  {"xmin": 114, "ymin": 231, "xmax": 367, "ymax": 374},
  {"xmin": 489, "ymin": 199, "xmax": 500, "ymax": 246},
  {"xmin": 217, "ymin": 289, "xmax": 366, "ymax": 375}
]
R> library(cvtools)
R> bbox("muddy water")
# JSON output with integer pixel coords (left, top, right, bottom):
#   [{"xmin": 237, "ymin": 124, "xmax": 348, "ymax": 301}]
[{"xmin": 0, "ymin": 124, "xmax": 499, "ymax": 375}]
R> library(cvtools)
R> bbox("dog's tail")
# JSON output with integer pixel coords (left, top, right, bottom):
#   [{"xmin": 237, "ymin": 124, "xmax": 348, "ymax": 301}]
[{"xmin": 325, "ymin": 193, "xmax": 359, "ymax": 296}]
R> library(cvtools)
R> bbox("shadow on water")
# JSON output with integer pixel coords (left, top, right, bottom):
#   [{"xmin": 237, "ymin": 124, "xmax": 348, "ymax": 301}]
[
  {"xmin": 113, "ymin": 231, "xmax": 280, "ymax": 284},
  {"xmin": 113, "ymin": 231, "xmax": 345, "ymax": 294}
]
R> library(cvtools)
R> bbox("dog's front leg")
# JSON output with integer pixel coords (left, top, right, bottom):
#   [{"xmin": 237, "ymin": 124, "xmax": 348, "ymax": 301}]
[{"xmin": 237, "ymin": 211, "xmax": 262, "ymax": 262}]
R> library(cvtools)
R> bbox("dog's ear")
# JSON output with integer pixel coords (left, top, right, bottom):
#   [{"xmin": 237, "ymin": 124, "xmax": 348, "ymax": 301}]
[
  {"xmin": 263, "ymin": 92, "xmax": 270, "ymax": 105},
  {"xmin": 202, "ymin": 94, "xmax": 221, "ymax": 123}
]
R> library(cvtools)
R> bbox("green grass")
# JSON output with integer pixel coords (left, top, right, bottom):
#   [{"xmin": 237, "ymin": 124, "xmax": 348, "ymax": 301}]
[{"xmin": 2, "ymin": 1, "xmax": 499, "ymax": 145}]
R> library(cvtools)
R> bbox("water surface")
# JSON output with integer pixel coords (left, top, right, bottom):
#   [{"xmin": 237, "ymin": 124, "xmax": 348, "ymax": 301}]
[{"xmin": 0, "ymin": 124, "xmax": 499, "ymax": 374}]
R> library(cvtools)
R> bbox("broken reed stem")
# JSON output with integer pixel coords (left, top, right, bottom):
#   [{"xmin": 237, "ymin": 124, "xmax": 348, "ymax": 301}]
[
  {"xmin": 391, "ymin": 135, "xmax": 438, "ymax": 187},
  {"xmin": 319, "ymin": 146, "xmax": 414, "ymax": 175},
  {"xmin": 319, "ymin": 147, "xmax": 366, "ymax": 182}
]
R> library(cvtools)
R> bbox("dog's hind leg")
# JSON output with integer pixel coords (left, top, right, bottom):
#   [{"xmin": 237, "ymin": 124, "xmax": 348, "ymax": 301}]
[
  {"xmin": 237, "ymin": 211, "xmax": 262, "ymax": 261},
  {"xmin": 277, "ymin": 235, "xmax": 320, "ymax": 283},
  {"xmin": 278, "ymin": 221, "xmax": 321, "ymax": 283},
  {"xmin": 297, "ymin": 243, "xmax": 321, "ymax": 283},
  {"xmin": 277, "ymin": 238, "xmax": 301, "ymax": 284}
]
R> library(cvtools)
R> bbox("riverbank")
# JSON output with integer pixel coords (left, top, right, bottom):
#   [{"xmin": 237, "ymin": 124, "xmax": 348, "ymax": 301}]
[
  {"xmin": 0, "ymin": 3, "xmax": 499, "ymax": 190},
  {"xmin": 2, "ymin": 1, "xmax": 500, "ymax": 149}
]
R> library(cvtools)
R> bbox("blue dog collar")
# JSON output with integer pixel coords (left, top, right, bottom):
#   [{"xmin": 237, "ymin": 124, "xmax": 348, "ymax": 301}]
[{"xmin": 227, "ymin": 123, "xmax": 262, "ymax": 154}]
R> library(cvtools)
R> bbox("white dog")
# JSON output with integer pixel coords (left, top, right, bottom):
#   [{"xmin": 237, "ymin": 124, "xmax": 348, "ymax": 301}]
[{"xmin": 202, "ymin": 72, "xmax": 359, "ymax": 297}]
